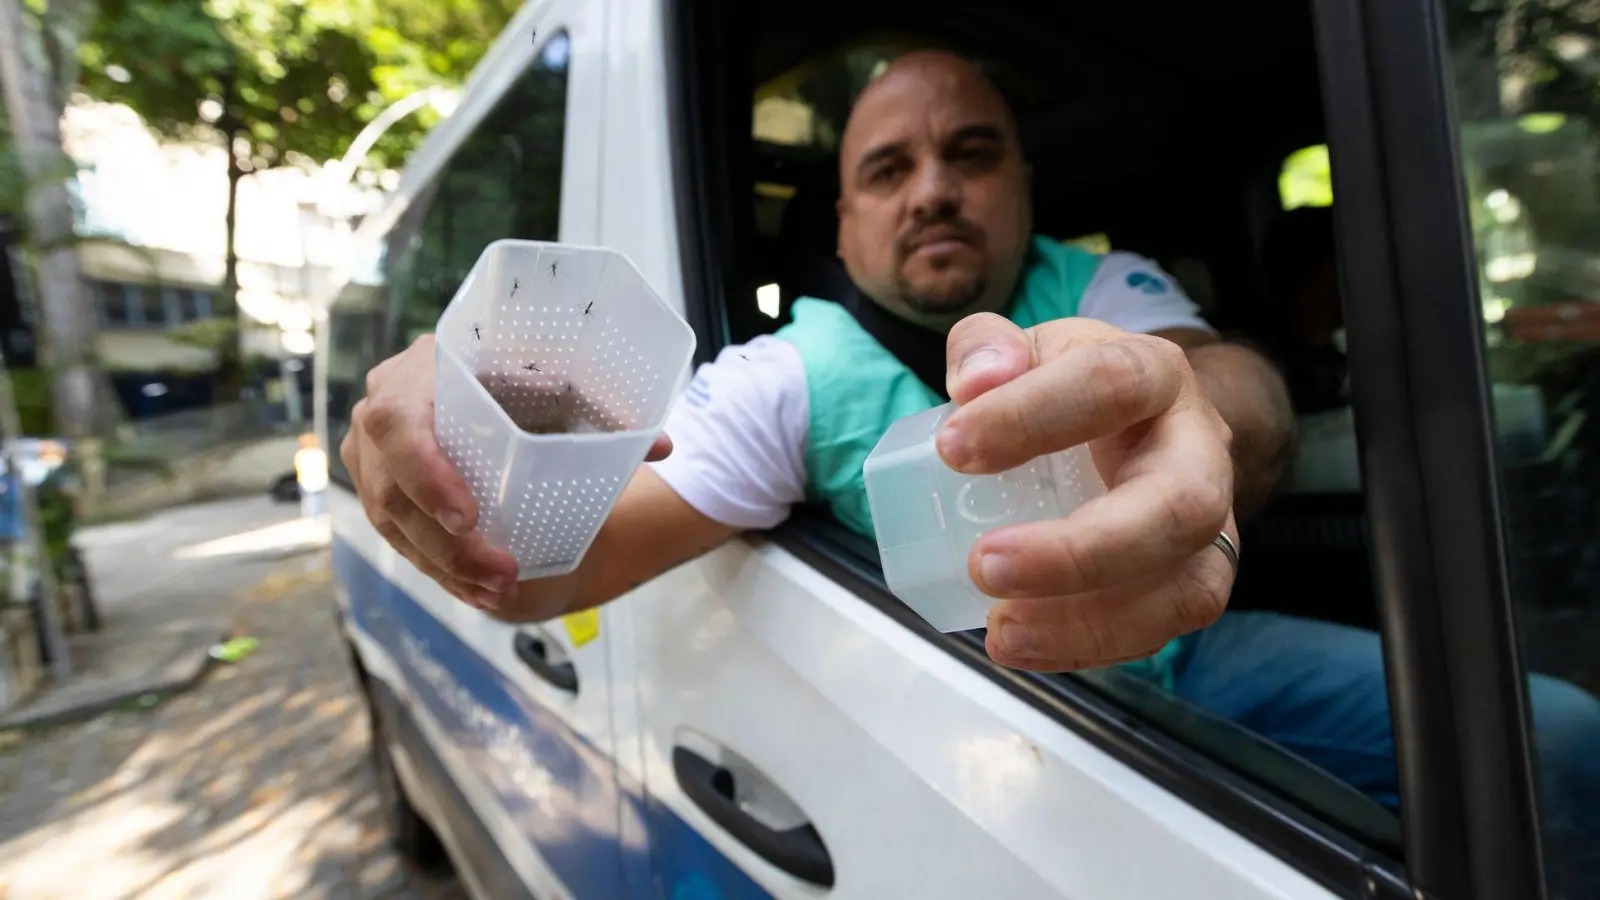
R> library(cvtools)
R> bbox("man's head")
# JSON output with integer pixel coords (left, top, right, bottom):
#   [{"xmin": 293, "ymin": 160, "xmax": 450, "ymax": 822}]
[{"xmin": 836, "ymin": 50, "xmax": 1032, "ymax": 330}]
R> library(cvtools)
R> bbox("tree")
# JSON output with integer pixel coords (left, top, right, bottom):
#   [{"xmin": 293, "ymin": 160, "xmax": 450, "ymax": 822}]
[
  {"xmin": 0, "ymin": 0, "xmax": 121, "ymax": 439},
  {"xmin": 75, "ymin": 0, "xmax": 522, "ymax": 400},
  {"xmin": 77, "ymin": 0, "xmax": 397, "ymax": 401}
]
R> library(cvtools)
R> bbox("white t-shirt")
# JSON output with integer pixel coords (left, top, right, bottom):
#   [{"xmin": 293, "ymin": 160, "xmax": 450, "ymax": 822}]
[{"xmin": 650, "ymin": 251, "xmax": 1213, "ymax": 531}]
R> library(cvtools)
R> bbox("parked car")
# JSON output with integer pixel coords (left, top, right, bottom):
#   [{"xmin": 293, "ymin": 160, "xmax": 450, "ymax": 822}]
[
  {"xmin": 269, "ymin": 471, "xmax": 300, "ymax": 504},
  {"xmin": 319, "ymin": 0, "xmax": 1600, "ymax": 898}
]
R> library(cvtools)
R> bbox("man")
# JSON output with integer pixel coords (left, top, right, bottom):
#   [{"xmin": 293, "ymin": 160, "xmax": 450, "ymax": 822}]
[{"xmin": 344, "ymin": 49, "xmax": 1294, "ymax": 675}]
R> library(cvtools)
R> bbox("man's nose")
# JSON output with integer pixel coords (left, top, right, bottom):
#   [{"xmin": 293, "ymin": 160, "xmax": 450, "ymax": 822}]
[{"xmin": 909, "ymin": 160, "xmax": 961, "ymax": 221}]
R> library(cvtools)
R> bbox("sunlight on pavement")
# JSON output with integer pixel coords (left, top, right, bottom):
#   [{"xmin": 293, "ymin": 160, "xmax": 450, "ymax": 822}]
[
  {"xmin": 171, "ymin": 518, "xmax": 331, "ymax": 561},
  {"xmin": 0, "ymin": 552, "xmax": 462, "ymax": 900}
]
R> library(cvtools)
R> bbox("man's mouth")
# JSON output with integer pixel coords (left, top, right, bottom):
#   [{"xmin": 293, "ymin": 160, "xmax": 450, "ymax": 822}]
[{"xmin": 905, "ymin": 227, "xmax": 978, "ymax": 260}]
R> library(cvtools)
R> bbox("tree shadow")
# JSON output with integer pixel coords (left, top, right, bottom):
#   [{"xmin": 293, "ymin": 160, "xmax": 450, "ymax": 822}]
[{"xmin": 0, "ymin": 557, "xmax": 464, "ymax": 900}]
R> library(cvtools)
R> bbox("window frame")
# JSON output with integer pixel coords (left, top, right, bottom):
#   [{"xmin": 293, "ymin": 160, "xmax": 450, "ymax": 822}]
[
  {"xmin": 1313, "ymin": 0, "xmax": 1547, "ymax": 897},
  {"xmin": 662, "ymin": 0, "xmax": 1426, "ymax": 897}
]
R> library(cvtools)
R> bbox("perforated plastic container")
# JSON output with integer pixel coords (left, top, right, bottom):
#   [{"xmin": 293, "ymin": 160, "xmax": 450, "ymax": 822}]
[
  {"xmin": 433, "ymin": 239, "xmax": 696, "ymax": 580},
  {"xmin": 863, "ymin": 403, "xmax": 1107, "ymax": 632}
]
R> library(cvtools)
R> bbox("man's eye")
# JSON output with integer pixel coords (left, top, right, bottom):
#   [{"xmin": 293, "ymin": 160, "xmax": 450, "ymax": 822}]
[
  {"xmin": 869, "ymin": 162, "xmax": 904, "ymax": 184},
  {"xmin": 956, "ymin": 145, "xmax": 1000, "ymax": 166}
]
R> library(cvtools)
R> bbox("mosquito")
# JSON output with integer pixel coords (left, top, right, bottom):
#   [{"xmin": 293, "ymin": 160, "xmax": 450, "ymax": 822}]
[
  {"xmin": 549, "ymin": 260, "xmax": 559, "ymax": 279},
  {"xmin": 470, "ymin": 323, "xmax": 483, "ymax": 341},
  {"xmin": 582, "ymin": 300, "xmax": 593, "ymax": 316},
  {"xmin": 523, "ymin": 362, "xmax": 540, "ymax": 372},
  {"xmin": 510, "ymin": 278, "xmax": 520, "ymax": 298}
]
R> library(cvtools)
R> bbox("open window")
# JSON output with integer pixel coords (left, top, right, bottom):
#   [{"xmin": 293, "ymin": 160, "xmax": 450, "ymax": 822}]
[{"xmin": 668, "ymin": 0, "xmax": 1415, "ymax": 893}]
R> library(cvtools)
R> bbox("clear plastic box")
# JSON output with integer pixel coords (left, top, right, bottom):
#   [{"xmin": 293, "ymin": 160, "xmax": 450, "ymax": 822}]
[
  {"xmin": 433, "ymin": 239, "xmax": 696, "ymax": 580},
  {"xmin": 863, "ymin": 403, "xmax": 1107, "ymax": 632}
]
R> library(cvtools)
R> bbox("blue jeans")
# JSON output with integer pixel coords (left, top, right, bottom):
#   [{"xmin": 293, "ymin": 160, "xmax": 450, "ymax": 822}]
[{"xmin": 1173, "ymin": 612, "xmax": 1600, "ymax": 897}]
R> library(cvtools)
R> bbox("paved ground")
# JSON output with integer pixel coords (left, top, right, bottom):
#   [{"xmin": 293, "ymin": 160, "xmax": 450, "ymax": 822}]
[
  {"xmin": 0, "ymin": 497, "xmax": 465, "ymax": 900},
  {"xmin": 2, "ymin": 496, "xmax": 335, "ymax": 730}
]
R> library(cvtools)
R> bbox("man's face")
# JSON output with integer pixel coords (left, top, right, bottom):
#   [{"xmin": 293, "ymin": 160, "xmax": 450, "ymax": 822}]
[{"xmin": 836, "ymin": 54, "xmax": 1033, "ymax": 327}]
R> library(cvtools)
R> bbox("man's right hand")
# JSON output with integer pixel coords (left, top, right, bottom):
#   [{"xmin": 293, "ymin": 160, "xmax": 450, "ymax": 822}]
[{"xmin": 341, "ymin": 334, "xmax": 673, "ymax": 610}]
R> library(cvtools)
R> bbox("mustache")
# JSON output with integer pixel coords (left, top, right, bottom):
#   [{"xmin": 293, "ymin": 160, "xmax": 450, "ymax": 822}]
[{"xmin": 896, "ymin": 216, "xmax": 985, "ymax": 258}]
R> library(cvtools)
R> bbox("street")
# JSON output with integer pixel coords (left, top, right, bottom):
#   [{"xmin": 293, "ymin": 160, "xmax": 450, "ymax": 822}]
[{"xmin": 0, "ymin": 498, "xmax": 465, "ymax": 900}]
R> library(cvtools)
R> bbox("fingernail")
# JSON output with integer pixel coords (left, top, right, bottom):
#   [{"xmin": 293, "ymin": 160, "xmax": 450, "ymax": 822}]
[
  {"xmin": 486, "ymin": 575, "xmax": 512, "ymax": 593},
  {"xmin": 999, "ymin": 619, "xmax": 1037, "ymax": 656},
  {"xmin": 472, "ymin": 591, "xmax": 501, "ymax": 610},
  {"xmin": 439, "ymin": 510, "xmax": 467, "ymax": 534},
  {"xmin": 937, "ymin": 424, "xmax": 970, "ymax": 466},
  {"xmin": 959, "ymin": 347, "xmax": 1004, "ymax": 380},
  {"xmin": 979, "ymin": 552, "xmax": 1014, "ymax": 593}
]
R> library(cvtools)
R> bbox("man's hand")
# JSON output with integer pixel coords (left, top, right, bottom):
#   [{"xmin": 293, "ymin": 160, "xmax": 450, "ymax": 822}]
[
  {"xmin": 341, "ymin": 334, "xmax": 673, "ymax": 610},
  {"xmin": 939, "ymin": 314, "xmax": 1239, "ymax": 672}
]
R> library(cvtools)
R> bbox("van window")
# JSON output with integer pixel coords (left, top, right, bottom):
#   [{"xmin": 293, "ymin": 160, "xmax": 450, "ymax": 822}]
[
  {"xmin": 1438, "ymin": 2, "xmax": 1600, "ymax": 895},
  {"xmin": 325, "ymin": 31, "xmax": 573, "ymax": 488},
  {"xmin": 732, "ymin": 16, "xmax": 1404, "ymax": 858},
  {"xmin": 392, "ymin": 31, "xmax": 572, "ymax": 347}
]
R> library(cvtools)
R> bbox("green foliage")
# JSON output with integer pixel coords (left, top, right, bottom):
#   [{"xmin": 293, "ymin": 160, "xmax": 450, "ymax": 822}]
[
  {"xmin": 165, "ymin": 315, "xmax": 239, "ymax": 352},
  {"xmin": 0, "ymin": 105, "xmax": 21, "ymax": 220},
  {"xmin": 80, "ymin": 0, "xmax": 383, "ymax": 166},
  {"xmin": 76, "ymin": 0, "xmax": 521, "ymax": 176},
  {"xmin": 6, "ymin": 369, "xmax": 58, "ymax": 436}
]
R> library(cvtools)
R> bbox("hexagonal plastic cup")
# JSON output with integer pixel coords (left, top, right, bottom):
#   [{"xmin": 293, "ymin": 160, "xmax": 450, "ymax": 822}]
[
  {"xmin": 433, "ymin": 240, "xmax": 697, "ymax": 580},
  {"xmin": 863, "ymin": 403, "xmax": 1107, "ymax": 632}
]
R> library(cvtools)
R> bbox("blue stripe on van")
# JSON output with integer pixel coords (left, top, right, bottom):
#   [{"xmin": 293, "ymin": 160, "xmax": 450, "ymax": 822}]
[{"xmin": 332, "ymin": 537, "xmax": 776, "ymax": 900}]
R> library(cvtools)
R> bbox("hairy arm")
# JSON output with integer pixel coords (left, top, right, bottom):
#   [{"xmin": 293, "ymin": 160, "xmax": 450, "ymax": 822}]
[{"xmin": 1154, "ymin": 329, "xmax": 1297, "ymax": 520}]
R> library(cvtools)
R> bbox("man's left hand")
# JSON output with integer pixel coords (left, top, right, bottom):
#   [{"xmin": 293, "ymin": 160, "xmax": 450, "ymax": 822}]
[{"xmin": 939, "ymin": 313, "xmax": 1238, "ymax": 672}]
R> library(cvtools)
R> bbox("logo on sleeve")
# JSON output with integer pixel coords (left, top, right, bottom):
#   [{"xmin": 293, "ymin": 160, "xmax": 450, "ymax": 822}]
[
  {"xmin": 1125, "ymin": 271, "xmax": 1170, "ymax": 295},
  {"xmin": 684, "ymin": 373, "xmax": 712, "ymax": 408}
]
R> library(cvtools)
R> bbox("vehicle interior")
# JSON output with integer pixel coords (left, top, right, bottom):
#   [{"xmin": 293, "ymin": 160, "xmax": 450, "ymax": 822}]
[
  {"xmin": 730, "ymin": 0, "xmax": 1378, "ymax": 635},
  {"xmin": 673, "ymin": 0, "xmax": 1405, "ymax": 860}
]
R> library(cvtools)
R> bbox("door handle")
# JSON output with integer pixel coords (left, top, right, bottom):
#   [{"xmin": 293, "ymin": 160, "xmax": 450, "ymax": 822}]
[
  {"xmin": 672, "ymin": 746, "xmax": 834, "ymax": 888},
  {"xmin": 512, "ymin": 632, "xmax": 578, "ymax": 693}
]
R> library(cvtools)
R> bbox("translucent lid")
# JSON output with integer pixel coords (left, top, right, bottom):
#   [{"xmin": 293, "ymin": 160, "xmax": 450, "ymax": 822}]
[{"xmin": 863, "ymin": 402, "xmax": 1106, "ymax": 632}]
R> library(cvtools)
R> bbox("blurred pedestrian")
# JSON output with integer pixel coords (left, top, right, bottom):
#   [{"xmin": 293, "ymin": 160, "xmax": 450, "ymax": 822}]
[{"xmin": 294, "ymin": 433, "xmax": 329, "ymax": 520}]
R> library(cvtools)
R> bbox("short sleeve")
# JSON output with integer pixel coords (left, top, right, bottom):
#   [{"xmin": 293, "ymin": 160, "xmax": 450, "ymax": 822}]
[
  {"xmin": 1079, "ymin": 252, "xmax": 1217, "ymax": 336},
  {"xmin": 647, "ymin": 336, "xmax": 810, "ymax": 530}
]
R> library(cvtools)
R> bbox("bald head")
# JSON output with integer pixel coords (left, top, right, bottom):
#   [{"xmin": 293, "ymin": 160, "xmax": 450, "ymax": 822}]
[{"xmin": 835, "ymin": 50, "xmax": 1033, "ymax": 330}]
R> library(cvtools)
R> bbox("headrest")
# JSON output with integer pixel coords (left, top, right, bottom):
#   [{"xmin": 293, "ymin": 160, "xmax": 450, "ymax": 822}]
[{"xmin": 780, "ymin": 170, "xmax": 842, "ymax": 260}]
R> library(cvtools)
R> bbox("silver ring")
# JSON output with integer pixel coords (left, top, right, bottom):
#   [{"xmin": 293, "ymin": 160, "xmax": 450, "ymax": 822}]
[{"xmin": 1212, "ymin": 531, "xmax": 1240, "ymax": 576}]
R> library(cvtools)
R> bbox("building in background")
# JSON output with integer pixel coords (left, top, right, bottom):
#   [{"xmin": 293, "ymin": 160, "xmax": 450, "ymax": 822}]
[{"xmin": 58, "ymin": 97, "xmax": 387, "ymax": 422}]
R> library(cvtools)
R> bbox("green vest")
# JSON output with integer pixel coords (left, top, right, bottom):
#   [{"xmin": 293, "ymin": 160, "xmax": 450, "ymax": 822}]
[{"xmin": 775, "ymin": 235, "xmax": 1190, "ymax": 688}]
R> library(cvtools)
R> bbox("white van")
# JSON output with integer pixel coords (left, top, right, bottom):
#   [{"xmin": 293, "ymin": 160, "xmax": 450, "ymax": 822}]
[{"xmin": 317, "ymin": 0, "xmax": 1600, "ymax": 898}]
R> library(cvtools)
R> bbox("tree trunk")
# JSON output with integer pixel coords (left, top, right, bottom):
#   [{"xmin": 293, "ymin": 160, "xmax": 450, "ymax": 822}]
[
  {"xmin": 213, "ymin": 124, "xmax": 247, "ymax": 405},
  {"xmin": 0, "ymin": 0, "xmax": 118, "ymax": 439}
]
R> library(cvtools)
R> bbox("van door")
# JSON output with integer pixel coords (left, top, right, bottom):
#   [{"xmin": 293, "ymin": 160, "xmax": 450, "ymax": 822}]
[
  {"xmin": 406, "ymin": 11, "xmax": 648, "ymax": 900},
  {"xmin": 328, "ymin": 3, "xmax": 649, "ymax": 897},
  {"xmin": 600, "ymin": 0, "xmax": 1420, "ymax": 896},
  {"xmin": 600, "ymin": 0, "xmax": 1600, "ymax": 896}
]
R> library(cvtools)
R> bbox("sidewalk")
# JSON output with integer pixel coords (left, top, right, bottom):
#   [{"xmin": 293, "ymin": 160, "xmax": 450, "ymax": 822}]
[
  {"xmin": 0, "ymin": 496, "xmax": 463, "ymax": 899},
  {"xmin": 0, "ymin": 495, "xmax": 330, "ymax": 729}
]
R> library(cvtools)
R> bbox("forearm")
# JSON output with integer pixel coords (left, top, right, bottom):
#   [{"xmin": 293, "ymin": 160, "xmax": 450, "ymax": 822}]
[
  {"xmin": 1185, "ymin": 342, "xmax": 1296, "ymax": 520},
  {"xmin": 488, "ymin": 467, "xmax": 738, "ymax": 624}
]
